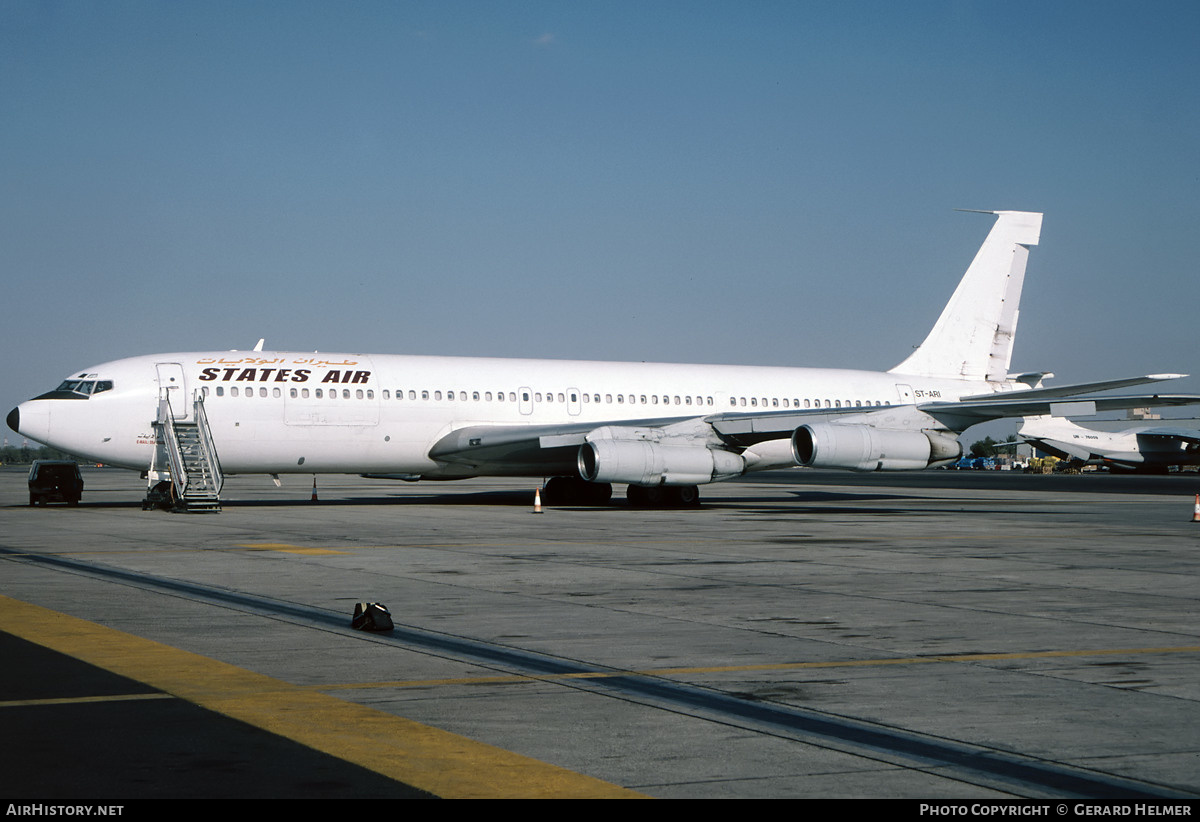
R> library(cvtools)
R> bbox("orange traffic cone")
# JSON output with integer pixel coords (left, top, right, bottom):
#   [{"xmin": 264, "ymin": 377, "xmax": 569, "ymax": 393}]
[
  {"xmin": 533, "ymin": 487, "xmax": 543, "ymax": 514},
  {"xmin": 311, "ymin": 477, "xmax": 318, "ymax": 503},
  {"xmin": 1192, "ymin": 494, "xmax": 1200, "ymax": 523}
]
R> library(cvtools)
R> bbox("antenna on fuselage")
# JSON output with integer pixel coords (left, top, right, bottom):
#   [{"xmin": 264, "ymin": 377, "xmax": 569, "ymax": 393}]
[{"xmin": 253, "ymin": 339, "xmax": 265, "ymax": 352}]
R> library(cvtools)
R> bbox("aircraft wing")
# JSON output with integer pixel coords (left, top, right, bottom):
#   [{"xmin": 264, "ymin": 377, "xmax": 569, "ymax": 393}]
[
  {"xmin": 428, "ymin": 416, "xmax": 720, "ymax": 474},
  {"xmin": 430, "ymin": 420, "xmax": 618, "ymax": 473},
  {"xmin": 701, "ymin": 405, "xmax": 869, "ymax": 441},
  {"xmin": 428, "ymin": 394, "xmax": 1200, "ymax": 472},
  {"xmin": 427, "ymin": 386, "xmax": 1200, "ymax": 478},
  {"xmin": 427, "ymin": 405, "xmax": 870, "ymax": 473},
  {"xmin": 920, "ymin": 394, "xmax": 1200, "ymax": 430}
]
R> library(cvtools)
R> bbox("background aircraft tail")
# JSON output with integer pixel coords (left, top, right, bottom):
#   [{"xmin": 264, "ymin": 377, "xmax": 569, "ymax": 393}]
[{"xmin": 889, "ymin": 210, "xmax": 1043, "ymax": 383}]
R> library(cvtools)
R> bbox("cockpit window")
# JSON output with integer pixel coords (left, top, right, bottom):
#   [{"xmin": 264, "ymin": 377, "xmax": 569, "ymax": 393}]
[{"xmin": 52, "ymin": 380, "xmax": 113, "ymax": 396}]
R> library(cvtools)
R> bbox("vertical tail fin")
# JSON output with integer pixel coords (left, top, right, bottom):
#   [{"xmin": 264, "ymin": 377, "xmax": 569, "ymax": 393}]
[{"xmin": 889, "ymin": 210, "xmax": 1043, "ymax": 382}]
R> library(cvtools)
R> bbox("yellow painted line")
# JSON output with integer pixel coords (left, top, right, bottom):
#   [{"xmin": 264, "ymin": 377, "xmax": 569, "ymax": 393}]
[
  {"xmin": 0, "ymin": 595, "xmax": 645, "ymax": 799},
  {"xmin": 1, "ymin": 693, "xmax": 176, "ymax": 709},
  {"xmin": 313, "ymin": 645, "xmax": 1200, "ymax": 691}
]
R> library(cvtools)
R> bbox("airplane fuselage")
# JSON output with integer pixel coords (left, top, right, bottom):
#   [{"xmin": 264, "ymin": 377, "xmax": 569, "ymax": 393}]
[
  {"xmin": 12, "ymin": 350, "xmax": 995, "ymax": 477},
  {"xmin": 10, "ymin": 211, "xmax": 1198, "ymax": 505}
]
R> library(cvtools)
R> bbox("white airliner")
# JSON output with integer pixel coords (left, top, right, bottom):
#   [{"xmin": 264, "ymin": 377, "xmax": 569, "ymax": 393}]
[
  {"xmin": 7, "ymin": 210, "xmax": 1198, "ymax": 509},
  {"xmin": 1018, "ymin": 417, "xmax": 1200, "ymax": 472}
]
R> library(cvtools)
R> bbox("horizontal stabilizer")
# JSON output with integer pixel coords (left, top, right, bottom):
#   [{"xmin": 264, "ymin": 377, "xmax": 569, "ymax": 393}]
[
  {"xmin": 921, "ymin": 393, "xmax": 1200, "ymax": 429},
  {"xmin": 958, "ymin": 374, "xmax": 1187, "ymax": 403}
]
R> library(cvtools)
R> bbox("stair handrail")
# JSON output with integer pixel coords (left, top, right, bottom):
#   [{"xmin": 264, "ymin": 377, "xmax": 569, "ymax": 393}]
[
  {"xmin": 192, "ymin": 390, "xmax": 224, "ymax": 496},
  {"xmin": 157, "ymin": 391, "xmax": 189, "ymax": 496}
]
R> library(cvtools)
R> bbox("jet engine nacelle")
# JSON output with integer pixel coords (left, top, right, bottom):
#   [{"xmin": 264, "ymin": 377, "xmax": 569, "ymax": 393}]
[
  {"xmin": 578, "ymin": 439, "xmax": 744, "ymax": 486},
  {"xmin": 792, "ymin": 423, "xmax": 962, "ymax": 471}
]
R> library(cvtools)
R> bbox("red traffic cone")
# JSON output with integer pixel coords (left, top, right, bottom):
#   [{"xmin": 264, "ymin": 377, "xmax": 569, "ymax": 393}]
[
  {"xmin": 1192, "ymin": 494, "xmax": 1200, "ymax": 523},
  {"xmin": 311, "ymin": 477, "xmax": 318, "ymax": 503},
  {"xmin": 533, "ymin": 487, "xmax": 543, "ymax": 513}
]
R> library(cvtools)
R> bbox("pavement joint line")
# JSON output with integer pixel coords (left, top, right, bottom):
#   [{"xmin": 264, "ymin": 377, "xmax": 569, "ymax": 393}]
[
  {"xmin": 309, "ymin": 645, "xmax": 1200, "ymax": 691},
  {"xmin": 0, "ymin": 594, "xmax": 647, "ymax": 799},
  {"xmin": 2, "ymin": 519, "xmax": 1183, "ymax": 561}
]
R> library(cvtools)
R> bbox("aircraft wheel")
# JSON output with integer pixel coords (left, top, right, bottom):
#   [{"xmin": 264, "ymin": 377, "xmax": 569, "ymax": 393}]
[
  {"xmin": 583, "ymin": 481, "xmax": 613, "ymax": 505},
  {"xmin": 541, "ymin": 476, "xmax": 568, "ymax": 506},
  {"xmin": 625, "ymin": 484, "xmax": 649, "ymax": 507},
  {"xmin": 626, "ymin": 484, "xmax": 666, "ymax": 508},
  {"xmin": 671, "ymin": 485, "xmax": 701, "ymax": 507},
  {"xmin": 628, "ymin": 484, "xmax": 701, "ymax": 508}
]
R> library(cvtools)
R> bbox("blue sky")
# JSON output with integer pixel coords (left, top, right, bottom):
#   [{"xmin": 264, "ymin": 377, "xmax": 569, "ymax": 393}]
[{"xmin": 3, "ymin": 1, "xmax": 1199, "ymax": 438}]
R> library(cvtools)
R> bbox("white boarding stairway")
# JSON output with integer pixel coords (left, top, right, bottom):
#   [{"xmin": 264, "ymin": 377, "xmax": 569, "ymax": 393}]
[{"xmin": 150, "ymin": 389, "xmax": 223, "ymax": 512}]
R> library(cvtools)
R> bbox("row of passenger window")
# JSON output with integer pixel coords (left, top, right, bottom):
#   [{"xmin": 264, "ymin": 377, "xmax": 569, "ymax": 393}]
[
  {"xmin": 209, "ymin": 386, "xmax": 375, "ymax": 399},
  {"xmin": 206, "ymin": 385, "xmax": 893, "ymax": 409},
  {"xmin": 381, "ymin": 389, "xmax": 714, "ymax": 406},
  {"xmin": 773, "ymin": 398, "xmax": 892, "ymax": 409},
  {"xmin": 379, "ymin": 391, "xmax": 890, "ymax": 408}
]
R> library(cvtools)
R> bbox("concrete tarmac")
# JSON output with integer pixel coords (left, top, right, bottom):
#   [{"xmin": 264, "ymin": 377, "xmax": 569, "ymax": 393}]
[{"xmin": 1, "ymin": 466, "xmax": 1198, "ymax": 799}]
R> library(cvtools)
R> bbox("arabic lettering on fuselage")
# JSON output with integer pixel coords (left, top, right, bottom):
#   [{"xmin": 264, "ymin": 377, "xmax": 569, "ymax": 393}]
[{"xmin": 195, "ymin": 357, "xmax": 359, "ymax": 366}]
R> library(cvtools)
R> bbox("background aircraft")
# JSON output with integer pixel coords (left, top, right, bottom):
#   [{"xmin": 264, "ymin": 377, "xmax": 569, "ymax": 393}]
[{"xmin": 1018, "ymin": 416, "xmax": 1200, "ymax": 473}]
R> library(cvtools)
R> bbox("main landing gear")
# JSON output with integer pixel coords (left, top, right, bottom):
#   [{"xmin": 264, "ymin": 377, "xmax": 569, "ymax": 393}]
[
  {"xmin": 625, "ymin": 484, "xmax": 701, "ymax": 508},
  {"xmin": 539, "ymin": 477, "xmax": 702, "ymax": 508}
]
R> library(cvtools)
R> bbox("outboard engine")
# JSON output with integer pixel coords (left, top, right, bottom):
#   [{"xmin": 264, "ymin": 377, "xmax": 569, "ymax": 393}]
[{"xmin": 792, "ymin": 423, "xmax": 961, "ymax": 471}]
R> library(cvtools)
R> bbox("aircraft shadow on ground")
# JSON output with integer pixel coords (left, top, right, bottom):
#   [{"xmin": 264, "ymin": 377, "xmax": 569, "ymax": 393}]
[
  {"xmin": 11, "ymin": 476, "xmax": 1193, "ymax": 513},
  {"xmin": 6, "ymin": 491, "xmax": 532, "ymax": 510}
]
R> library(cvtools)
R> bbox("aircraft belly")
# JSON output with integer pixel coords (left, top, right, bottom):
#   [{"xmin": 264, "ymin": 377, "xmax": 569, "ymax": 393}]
[{"xmin": 214, "ymin": 422, "xmax": 437, "ymax": 474}]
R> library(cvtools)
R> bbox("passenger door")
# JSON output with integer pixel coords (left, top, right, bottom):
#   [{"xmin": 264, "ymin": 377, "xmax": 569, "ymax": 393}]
[{"xmin": 156, "ymin": 362, "xmax": 189, "ymax": 421}]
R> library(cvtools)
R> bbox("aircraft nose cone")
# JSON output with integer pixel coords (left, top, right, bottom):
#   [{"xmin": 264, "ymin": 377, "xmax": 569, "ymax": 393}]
[{"xmin": 6, "ymin": 406, "xmax": 17, "ymax": 434}]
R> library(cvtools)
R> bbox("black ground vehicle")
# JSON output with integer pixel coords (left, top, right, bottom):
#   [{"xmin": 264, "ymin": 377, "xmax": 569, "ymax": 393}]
[{"xmin": 27, "ymin": 460, "xmax": 83, "ymax": 506}]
